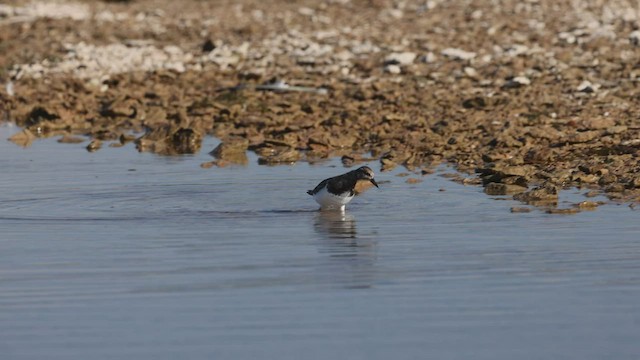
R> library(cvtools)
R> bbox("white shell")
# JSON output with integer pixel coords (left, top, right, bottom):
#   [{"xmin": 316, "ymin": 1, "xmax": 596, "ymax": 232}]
[{"xmin": 312, "ymin": 186, "xmax": 354, "ymax": 211}]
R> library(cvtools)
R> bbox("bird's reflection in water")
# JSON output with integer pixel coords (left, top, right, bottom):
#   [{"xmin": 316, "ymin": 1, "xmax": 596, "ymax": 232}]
[{"xmin": 312, "ymin": 211, "xmax": 378, "ymax": 289}]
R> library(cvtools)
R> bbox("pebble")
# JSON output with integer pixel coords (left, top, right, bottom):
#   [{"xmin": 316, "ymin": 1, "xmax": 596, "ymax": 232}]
[
  {"xmin": 384, "ymin": 52, "xmax": 417, "ymax": 66},
  {"xmin": 441, "ymin": 48, "xmax": 476, "ymax": 60},
  {"xmin": 86, "ymin": 140, "xmax": 102, "ymax": 152},
  {"xmin": 384, "ymin": 64, "xmax": 401, "ymax": 74},
  {"xmin": 576, "ymin": 80, "xmax": 600, "ymax": 93},
  {"xmin": 546, "ymin": 208, "xmax": 580, "ymax": 215}
]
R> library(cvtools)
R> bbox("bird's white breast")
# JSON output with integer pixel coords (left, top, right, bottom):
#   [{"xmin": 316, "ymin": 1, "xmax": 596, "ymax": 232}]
[{"xmin": 313, "ymin": 186, "xmax": 354, "ymax": 210}]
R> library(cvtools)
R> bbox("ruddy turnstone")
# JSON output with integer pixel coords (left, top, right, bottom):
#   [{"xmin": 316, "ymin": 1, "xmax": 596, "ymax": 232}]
[{"xmin": 307, "ymin": 166, "xmax": 379, "ymax": 211}]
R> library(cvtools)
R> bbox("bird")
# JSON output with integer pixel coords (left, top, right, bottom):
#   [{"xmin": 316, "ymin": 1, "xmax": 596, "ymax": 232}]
[{"xmin": 307, "ymin": 166, "xmax": 379, "ymax": 211}]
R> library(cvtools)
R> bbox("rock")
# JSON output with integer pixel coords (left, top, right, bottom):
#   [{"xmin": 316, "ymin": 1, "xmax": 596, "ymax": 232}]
[
  {"xmin": 547, "ymin": 208, "xmax": 580, "ymax": 215},
  {"xmin": 384, "ymin": 64, "xmax": 401, "ymax": 74},
  {"xmin": 567, "ymin": 130, "xmax": 600, "ymax": 143},
  {"xmin": 119, "ymin": 134, "xmax": 137, "ymax": 144},
  {"xmin": 576, "ymin": 80, "xmax": 600, "ymax": 93},
  {"xmin": 628, "ymin": 177, "xmax": 640, "ymax": 188},
  {"xmin": 200, "ymin": 161, "xmax": 216, "ymax": 168},
  {"xmin": 200, "ymin": 160, "xmax": 229, "ymax": 168},
  {"xmin": 463, "ymin": 67, "xmax": 479, "ymax": 79},
  {"xmin": 630, "ymin": 30, "xmax": 640, "ymax": 45},
  {"xmin": 598, "ymin": 174, "xmax": 617, "ymax": 185},
  {"xmin": 406, "ymin": 178, "xmax": 423, "ymax": 184},
  {"xmin": 341, "ymin": 155, "xmax": 355, "ymax": 167},
  {"xmin": 58, "ymin": 135, "xmax": 85, "ymax": 144},
  {"xmin": 510, "ymin": 207, "xmax": 531, "ymax": 213},
  {"xmin": 584, "ymin": 190, "xmax": 600, "ymax": 198},
  {"xmin": 441, "ymin": 48, "xmax": 476, "ymax": 60},
  {"xmin": 86, "ymin": 139, "xmax": 102, "ymax": 152},
  {"xmin": 258, "ymin": 148, "xmax": 300, "ymax": 165},
  {"xmin": 606, "ymin": 126, "xmax": 627, "ymax": 135},
  {"xmin": 384, "ymin": 52, "xmax": 417, "ymax": 65},
  {"xmin": 462, "ymin": 97, "xmax": 486, "ymax": 109},
  {"xmin": 202, "ymin": 39, "xmax": 216, "ymax": 53},
  {"xmin": 514, "ymin": 185, "xmax": 558, "ymax": 205},
  {"xmin": 209, "ymin": 138, "xmax": 249, "ymax": 165},
  {"xmin": 380, "ymin": 158, "xmax": 397, "ymax": 171},
  {"xmin": 524, "ymin": 148, "xmax": 553, "ymax": 164},
  {"xmin": 171, "ymin": 128, "xmax": 201, "ymax": 154},
  {"xmin": 419, "ymin": 52, "xmax": 437, "ymax": 63},
  {"xmin": 502, "ymin": 76, "xmax": 530, "ymax": 89},
  {"xmin": 580, "ymin": 118, "xmax": 615, "ymax": 130},
  {"xmin": 577, "ymin": 201, "xmax": 600, "ymax": 209},
  {"xmin": 605, "ymin": 184, "xmax": 625, "ymax": 193},
  {"xmin": 484, "ymin": 183, "xmax": 527, "ymax": 195}
]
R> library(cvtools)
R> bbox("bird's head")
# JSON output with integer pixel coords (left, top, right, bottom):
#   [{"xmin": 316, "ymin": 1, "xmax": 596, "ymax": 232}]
[{"xmin": 355, "ymin": 166, "xmax": 378, "ymax": 188}]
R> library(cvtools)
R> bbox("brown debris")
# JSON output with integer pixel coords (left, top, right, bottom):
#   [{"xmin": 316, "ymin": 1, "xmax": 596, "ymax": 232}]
[
  {"xmin": 1, "ymin": 0, "xmax": 640, "ymax": 210},
  {"xmin": 209, "ymin": 138, "xmax": 249, "ymax": 165}
]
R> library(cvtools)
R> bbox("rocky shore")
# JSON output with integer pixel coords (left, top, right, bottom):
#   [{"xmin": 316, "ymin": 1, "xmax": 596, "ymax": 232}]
[{"xmin": 2, "ymin": 0, "xmax": 640, "ymax": 210}]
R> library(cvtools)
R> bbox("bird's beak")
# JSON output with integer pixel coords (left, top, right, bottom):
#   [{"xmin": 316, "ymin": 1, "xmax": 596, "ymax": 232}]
[{"xmin": 370, "ymin": 178, "xmax": 379, "ymax": 188}]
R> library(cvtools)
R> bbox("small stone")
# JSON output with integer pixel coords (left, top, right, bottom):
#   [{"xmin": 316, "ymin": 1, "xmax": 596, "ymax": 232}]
[
  {"xmin": 628, "ymin": 177, "xmax": 640, "ymax": 188},
  {"xmin": 629, "ymin": 30, "xmax": 640, "ymax": 45},
  {"xmin": 584, "ymin": 190, "xmax": 600, "ymax": 198},
  {"xmin": 462, "ymin": 97, "xmax": 486, "ymax": 109},
  {"xmin": 567, "ymin": 131, "xmax": 600, "ymax": 143},
  {"xmin": 547, "ymin": 208, "xmax": 580, "ymax": 215},
  {"xmin": 577, "ymin": 201, "xmax": 599, "ymax": 209},
  {"xmin": 86, "ymin": 139, "xmax": 102, "ymax": 152},
  {"xmin": 484, "ymin": 183, "xmax": 527, "ymax": 195},
  {"xmin": 420, "ymin": 52, "xmax": 437, "ymax": 63},
  {"xmin": 210, "ymin": 138, "xmax": 249, "ymax": 165},
  {"xmin": 384, "ymin": 64, "xmax": 401, "ymax": 74},
  {"xmin": 514, "ymin": 185, "xmax": 558, "ymax": 205},
  {"xmin": 441, "ymin": 48, "xmax": 476, "ymax": 61},
  {"xmin": 577, "ymin": 80, "xmax": 600, "ymax": 93},
  {"xmin": 605, "ymin": 184, "xmax": 625, "ymax": 193},
  {"xmin": 341, "ymin": 155, "xmax": 355, "ymax": 167},
  {"xmin": 257, "ymin": 149, "xmax": 300, "ymax": 165},
  {"xmin": 406, "ymin": 178, "xmax": 423, "ymax": 184},
  {"xmin": 606, "ymin": 126, "xmax": 627, "ymax": 135},
  {"xmin": 598, "ymin": 174, "xmax": 617, "ymax": 185},
  {"xmin": 58, "ymin": 135, "xmax": 85, "ymax": 144},
  {"xmin": 384, "ymin": 52, "xmax": 417, "ymax": 66},
  {"xmin": 580, "ymin": 118, "xmax": 615, "ymax": 130},
  {"xmin": 380, "ymin": 157, "xmax": 397, "ymax": 171},
  {"xmin": 463, "ymin": 67, "xmax": 478, "ymax": 78},
  {"xmin": 510, "ymin": 207, "xmax": 531, "ymax": 213},
  {"xmin": 202, "ymin": 39, "xmax": 216, "ymax": 53}
]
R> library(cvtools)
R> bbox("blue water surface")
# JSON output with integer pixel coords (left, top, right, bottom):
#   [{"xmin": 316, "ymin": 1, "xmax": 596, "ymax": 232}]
[{"xmin": 1, "ymin": 125, "xmax": 639, "ymax": 360}]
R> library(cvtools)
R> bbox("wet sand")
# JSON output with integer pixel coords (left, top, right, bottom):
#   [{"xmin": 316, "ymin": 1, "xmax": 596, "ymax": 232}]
[{"xmin": 2, "ymin": 0, "xmax": 640, "ymax": 209}]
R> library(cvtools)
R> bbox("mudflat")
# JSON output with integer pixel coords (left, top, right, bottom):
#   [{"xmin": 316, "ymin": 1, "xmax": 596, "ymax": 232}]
[{"xmin": 2, "ymin": 0, "xmax": 640, "ymax": 207}]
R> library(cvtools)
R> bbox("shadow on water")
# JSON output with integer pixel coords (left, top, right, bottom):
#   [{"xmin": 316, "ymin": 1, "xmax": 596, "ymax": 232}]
[{"xmin": 312, "ymin": 211, "xmax": 378, "ymax": 289}]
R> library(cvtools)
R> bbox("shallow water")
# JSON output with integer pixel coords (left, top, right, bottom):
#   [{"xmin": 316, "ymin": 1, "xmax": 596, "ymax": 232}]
[{"xmin": 1, "ymin": 126, "xmax": 639, "ymax": 360}]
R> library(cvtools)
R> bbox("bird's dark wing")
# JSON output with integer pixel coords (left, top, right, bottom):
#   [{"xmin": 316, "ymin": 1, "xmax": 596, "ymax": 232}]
[
  {"xmin": 308, "ymin": 178, "xmax": 330, "ymax": 195},
  {"xmin": 326, "ymin": 176, "xmax": 356, "ymax": 196}
]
